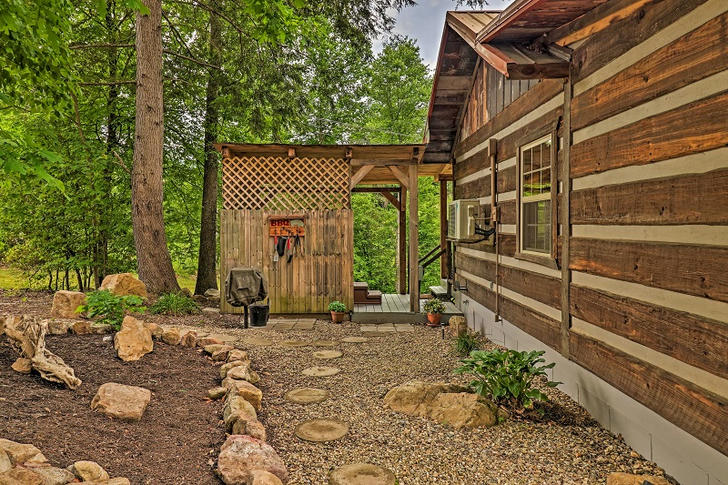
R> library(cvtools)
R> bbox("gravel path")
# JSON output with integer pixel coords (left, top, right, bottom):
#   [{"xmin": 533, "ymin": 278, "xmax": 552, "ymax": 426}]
[{"xmin": 202, "ymin": 319, "xmax": 671, "ymax": 485}]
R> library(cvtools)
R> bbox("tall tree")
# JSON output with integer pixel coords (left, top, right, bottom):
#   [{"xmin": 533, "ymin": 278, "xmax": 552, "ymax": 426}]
[{"xmin": 132, "ymin": 0, "xmax": 180, "ymax": 293}]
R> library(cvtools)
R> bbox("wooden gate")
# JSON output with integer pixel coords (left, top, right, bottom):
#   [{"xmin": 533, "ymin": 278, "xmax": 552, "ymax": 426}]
[{"xmin": 219, "ymin": 155, "xmax": 353, "ymax": 314}]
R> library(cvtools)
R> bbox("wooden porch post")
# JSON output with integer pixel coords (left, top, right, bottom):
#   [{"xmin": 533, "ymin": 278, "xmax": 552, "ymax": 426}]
[
  {"xmin": 408, "ymin": 165, "xmax": 419, "ymax": 312},
  {"xmin": 398, "ymin": 185, "xmax": 407, "ymax": 294},
  {"xmin": 439, "ymin": 180, "xmax": 448, "ymax": 280}
]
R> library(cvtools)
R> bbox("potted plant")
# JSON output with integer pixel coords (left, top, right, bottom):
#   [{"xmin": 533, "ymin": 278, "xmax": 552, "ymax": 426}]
[
  {"xmin": 423, "ymin": 298, "xmax": 446, "ymax": 327},
  {"xmin": 328, "ymin": 301, "xmax": 347, "ymax": 323}
]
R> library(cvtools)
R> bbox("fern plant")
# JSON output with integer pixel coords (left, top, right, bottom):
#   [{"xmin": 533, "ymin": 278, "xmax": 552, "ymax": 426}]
[
  {"xmin": 77, "ymin": 290, "xmax": 145, "ymax": 330},
  {"xmin": 149, "ymin": 292, "xmax": 200, "ymax": 315},
  {"xmin": 455, "ymin": 349, "xmax": 560, "ymax": 411}
]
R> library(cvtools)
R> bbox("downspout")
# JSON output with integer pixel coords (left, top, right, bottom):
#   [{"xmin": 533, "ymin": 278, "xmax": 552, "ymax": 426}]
[{"xmin": 489, "ymin": 138, "xmax": 501, "ymax": 322}]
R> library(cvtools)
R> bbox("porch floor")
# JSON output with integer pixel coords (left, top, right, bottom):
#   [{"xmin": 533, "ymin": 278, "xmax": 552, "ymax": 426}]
[{"xmin": 352, "ymin": 293, "xmax": 462, "ymax": 324}]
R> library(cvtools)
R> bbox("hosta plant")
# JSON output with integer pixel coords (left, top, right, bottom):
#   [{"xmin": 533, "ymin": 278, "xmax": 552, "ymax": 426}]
[
  {"xmin": 454, "ymin": 332, "xmax": 480, "ymax": 356},
  {"xmin": 455, "ymin": 349, "xmax": 560, "ymax": 411},
  {"xmin": 77, "ymin": 290, "xmax": 145, "ymax": 330}
]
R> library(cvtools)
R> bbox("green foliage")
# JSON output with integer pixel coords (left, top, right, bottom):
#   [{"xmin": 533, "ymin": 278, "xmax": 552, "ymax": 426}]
[
  {"xmin": 455, "ymin": 349, "xmax": 561, "ymax": 411},
  {"xmin": 423, "ymin": 298, "xmax": 445, "ymax": 314},
  {"xmin": 149, "ymin": 292, "xmax": 200, "ymax": 315},
  {"xmin": 328, "ymin": 300, "xmax": 347, "ymax": 312},
  {"xmin": 78, "ymin": 290, "xmax": 145, "ymax": 330},
  {"xmin": 454, "ymin": 333, "xmax": 480, "ymax": 356}
]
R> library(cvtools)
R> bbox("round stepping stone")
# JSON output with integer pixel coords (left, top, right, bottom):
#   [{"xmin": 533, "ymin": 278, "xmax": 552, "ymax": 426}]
[
  {"xmin": 302, "ymin": 366, "xmax": 341, "ymax": 377},
  {"xmin": 341, "ymin": 337, "xmax": 369, "ymax": 343},
  {"xmin": 314, "ymin": 340, "xmax": 338, "ymax": 347},
  {"xmin": 329, "ymin": 463, "xmax": 396, "ymax": 485},
  {"xmin": 313, "ymin": 350, "xmax": 343, "ymax": 360},
  {"xmin": 281, "ymin": 340, "xmax": 309, "ymax": 348},
  {"xmin": 245, "ymin": 336, "xmax": 272, "ymax": 346},
  {"xmin": 285, "ymin": 388, "xmax": 329, "ymax": 404},
  {"xmin": 295, "ymin": 419, "xmax": 349, "ymax": 442}
]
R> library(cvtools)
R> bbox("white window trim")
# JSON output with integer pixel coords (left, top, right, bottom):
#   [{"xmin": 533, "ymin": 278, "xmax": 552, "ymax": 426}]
[{"xmin": 519, "ymin": 134, "xmax": 553, "ymax": 256}]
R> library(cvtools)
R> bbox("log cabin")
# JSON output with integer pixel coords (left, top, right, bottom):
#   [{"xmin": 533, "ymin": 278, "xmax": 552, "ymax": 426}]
[{"xmin": 425, "ymin": 1, "xmax": 728, "ymax": 483}]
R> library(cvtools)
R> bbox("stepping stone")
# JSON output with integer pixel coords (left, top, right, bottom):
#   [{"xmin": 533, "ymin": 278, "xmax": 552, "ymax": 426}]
[
  {"xmin": 295, "ymin": 419, "xmax": 349, "ymax": 442},
  {"xmin": 341, "ymin": 337, "xmax": 369, "ymax": 343},
  {"xmin": 245, "ymin": 336, "xmax": 272, "ymax": 346},
  {"xmin": 281, "ymin": 340, "xmax": 310, "ymax": 348},
  {"xmin": 284, "ymin": 388, "xmax": 329, "ymax": 404},
  {"xmin": 329, "ymin": 463, "xmax": 396, "ymax": 485},
  {"xmin": 313, "ymin": 350, "xmax": 343, "ymax": 360},
  {"xmin": 314, "ymin": 340, "xmax": 338, "ymax": 347},
  {"xmin": 302, "ymin": 366, "xmax": 340, "ymax": 377}
]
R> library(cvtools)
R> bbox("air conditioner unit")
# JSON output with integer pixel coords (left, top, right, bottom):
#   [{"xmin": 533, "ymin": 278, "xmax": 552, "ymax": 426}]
[{"xmin": 448, "ymin": 199, "xmax": 479, "ymax": 240}]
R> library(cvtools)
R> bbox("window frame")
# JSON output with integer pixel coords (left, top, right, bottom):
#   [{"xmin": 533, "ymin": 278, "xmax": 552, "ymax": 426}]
[{"xmin": 515, "ymin": 127, "xmax": 559, "ymax": 268}]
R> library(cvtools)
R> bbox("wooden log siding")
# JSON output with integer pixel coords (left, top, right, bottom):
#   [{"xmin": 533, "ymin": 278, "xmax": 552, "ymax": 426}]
[
  {"xmin": 571, "ymin": 169, "xmax": 728, "ymax": 225},
  {"xmin": 571, "ymin": 10, "xmax": 728, "ymax": 131},
  {"xmin": 570, "ymin": 285, "xmax": 728, "ymax": 379},
  {"xmin": 570, "ymin": 238, "xmax": 728, "ymax": 303},
  {"xmin": 569, "ymin": 331, "xmax": 728, "ymax": 456},
  {"xmin": 570, "ymin": 89, "xmax": 728, "ymax": 178}
]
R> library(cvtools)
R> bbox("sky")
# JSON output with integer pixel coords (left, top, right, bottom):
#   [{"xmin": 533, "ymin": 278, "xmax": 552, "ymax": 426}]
[{"xmin": 374, "ymin": 0, "xmax": 513, "ymax": 69}]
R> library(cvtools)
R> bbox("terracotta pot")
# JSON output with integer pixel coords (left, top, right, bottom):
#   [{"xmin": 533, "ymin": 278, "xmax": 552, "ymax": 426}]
[
  {"xmin": 427, "ymin": 312, "xmax": 442, "ymax": 326},
  {"xmin": 331, "ymin": 311, "xmax": 346, "ymax": 323}
]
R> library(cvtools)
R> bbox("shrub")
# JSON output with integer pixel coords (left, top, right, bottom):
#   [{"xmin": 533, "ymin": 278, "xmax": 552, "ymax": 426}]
[
  {"xmin": 454, "ymin": 332, "xmax": 480, "ymax": 356},
  {"xmin": 328, "ymin": 301, "xmax": 347, "ymax": 312},
  {"xmin": 455, "ymin": 349, "xmax": 560, "ymax": 411},
  {"xmin": 77, "ymin": 290, "xmax": 145, "ymax": 330},
  {"xmin": 423, "ymin": 298, "xmax": 445, "ymax": 314},
  {"xmin": 149, "ymin": 292, "xmax": 200, "ymax": 315}
]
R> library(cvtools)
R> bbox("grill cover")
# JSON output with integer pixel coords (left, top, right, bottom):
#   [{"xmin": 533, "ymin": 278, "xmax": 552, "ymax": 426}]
[{"xmin": 225, "ymin": 267, "xmax": 267, "ymax": 307}]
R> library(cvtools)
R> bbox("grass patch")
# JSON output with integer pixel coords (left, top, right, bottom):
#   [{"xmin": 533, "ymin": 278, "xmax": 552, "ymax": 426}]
[{"xmin": 149, "ymin": 292, "xmax": 200, "ymax": 315}]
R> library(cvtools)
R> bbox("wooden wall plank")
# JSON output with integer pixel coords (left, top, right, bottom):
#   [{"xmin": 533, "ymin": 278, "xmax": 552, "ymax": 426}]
[
  {"xmin": 572, "ymin": 11, "xmax": 728, "ymax": 130},
  {"xmin": 454, "ymin": 149, "xmax": 488, "ymax": 180},
  {"xmin": 569, "ymin": 331, "xmax": 728, "ymax": 455},
  {"xmin": 570, "ymin": 90, "xmax": 728, "ymax": 178},
  {"xmin": 570, "ymin": 238, "xmax": 728, "ymax": 303},
  {"xmin": 571, "ymin": 284, "xmax": 728, "ymax": 379},
  {"xmin": 571, "ymin": 169, "xmax": 728, "ymax": 225}
]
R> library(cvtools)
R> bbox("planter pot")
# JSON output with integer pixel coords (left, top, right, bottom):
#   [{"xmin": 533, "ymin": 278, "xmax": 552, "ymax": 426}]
[
  {"xmin": 331, "ymin": 311, "xmax": 346, "ymax": 323},
  {"xmin": 427, "ymin": 312, "xmax": 442, "ymax": 327}
]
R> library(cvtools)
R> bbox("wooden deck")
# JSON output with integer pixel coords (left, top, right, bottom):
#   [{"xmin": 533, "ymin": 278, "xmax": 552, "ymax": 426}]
[{"xmin": 352, "ymin": 294, "xmax": 463, "ymax": 324}]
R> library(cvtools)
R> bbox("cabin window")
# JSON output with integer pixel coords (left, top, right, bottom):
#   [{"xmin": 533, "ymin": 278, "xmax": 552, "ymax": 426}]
[{"xmin": 519, "ymin": 134, "xmax": 553, "ymax": 255}]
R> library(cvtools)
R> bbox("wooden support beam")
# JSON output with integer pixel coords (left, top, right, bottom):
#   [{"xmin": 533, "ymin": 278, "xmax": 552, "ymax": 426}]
[
  {"xmin": 478, "ymin": 43, "xmax": 570, "ymax": 80},
  {"xmin": 398, "ymin": 186, "xmax": 407, "ymax": 295},
  {"xmin": 351, "ymin": 187, "xmax": 399, "ymax": 193},
  {"xmin": 380, "ymin": 190, "xmax": 401, "ymax": 211},
  {"xmin": 440, "ymin": 180, "xmax": 449, "ymax": 279},
  {"xmin": 560, "ymin": 70, "xmax": 573, "ymax": 358},
  {"xmin": 388, "ymin": 165, "xmax": 410, "ymax": 189},
  {"xmin": 350, "ymin": 164, "xmax": 375, "ymax": 188},
  {"xmin": 408, "ymin": 164, "xmax": 419, "ymax": 312},
  {"xmin": 287, "ymin": 147, "xmax": 296, "ymax": 158}
]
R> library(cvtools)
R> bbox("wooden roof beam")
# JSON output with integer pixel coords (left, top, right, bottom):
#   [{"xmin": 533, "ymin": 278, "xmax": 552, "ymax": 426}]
[
  {"xmin": 477, "ymin": 42, "xmax": 569, "ymax": 79},
  {"xmin": 351, "ymin": 164, "xmax": 375, "ymax": 188},
  {"xmin": 387, "ymin": 165, "xmax": 410, "ymax": 189}
]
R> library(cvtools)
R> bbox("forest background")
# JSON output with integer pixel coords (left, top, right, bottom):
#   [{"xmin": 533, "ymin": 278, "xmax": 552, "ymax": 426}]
[{"xmin": 0, "ymin": 0, "xmax": 453, "ymax": 297}]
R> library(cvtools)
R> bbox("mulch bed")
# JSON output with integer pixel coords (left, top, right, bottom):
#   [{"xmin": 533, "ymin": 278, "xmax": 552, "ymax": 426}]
[{"xmin": 0, "ymin": 333, "xmax": 226, "ymax": 484}]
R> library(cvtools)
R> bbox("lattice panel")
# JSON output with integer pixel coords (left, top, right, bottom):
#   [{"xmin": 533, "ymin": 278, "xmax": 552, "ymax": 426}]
[{"xmin": 222, "ymin": 156, "xmax": 350, "ymax": 210}]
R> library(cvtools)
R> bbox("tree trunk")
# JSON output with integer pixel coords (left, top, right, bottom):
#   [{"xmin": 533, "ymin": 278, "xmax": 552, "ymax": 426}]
[
  {"xmin": 194, "ymin": 4, "xmax": 222, "ymax": 295},
  {"xmin": 131, "ymin": 0, "xmax": 180, "ymax": 294}
]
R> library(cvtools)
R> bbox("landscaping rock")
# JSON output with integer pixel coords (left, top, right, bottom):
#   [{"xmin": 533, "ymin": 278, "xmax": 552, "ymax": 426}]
[
  {"xmin": 161, "ymin": 327, "xmax": 181, "ymax": 345},
  {"xmin": 99, "ymin": 273, "xmax": 147, "ymax": 298},
  {"xmin": 91, "ymin": 382, "xmax": 152, "ymax": 421},
  {"xmin": 212, "ymin": 348, "xmax": 232, "ymax": 362},
  {"xmin": 197, "ymin": 337, "xmax": 223, "ymax": 347},
  {"xmin": 294, "ymin": 419, "xmax": 349, "ymax": 442},
  {"xmin": 208, "ymin": 387, "xmax": 227, "ymax": 400},
  {"xmin": 32, "ymin": 465, "xmax": 75, "ymax": 485},
  {"xmin": 223, "ymin": 378, "xmax": 263, "ymax": 410},
  {"xmin": 220, "ymin": 360, "xmax": 251, "ymax": 379},
  {"xmin": 301, "ymin": 366, "xmax": 340, "ymax": 377},
  {"xmin": 284, "ymin": 388, "xmax": 329, "ymax": 404},
  {"xmin": 113, "ymin": 316, "xmax": 153, "ymax": 362},
  {"xmin": 428, "ymin": 392, "xmax": 497, "ymax": 428},
  {"xmin": 0, "ymin": 440, "xmax": 46, "ymax": 466},
  {"xmin": 44, "ymin": 319, "xmax": 71, "ymax": 335},
  {"xmin": 11, "ymin": 357, "xmax": 32, "ymax": 374},
  {"xmin": 217, "ymin": 435, "xmax": 287, "ymax": 484},
  {"xmin": 0, "ymin": 466, "xmax": 43, "ymax": 484},
  {"xmin": 226, "ymin": 364, "xmax": 260, "ymax": 384},
  {"xmin": 383, "ymin": 381, "xmax": 465, "ymax": 417},
  {"xmin": 328, "ymin": 463, "xmax": 396, "ymax": 485},
  {"xmin": 249, "ymin": 469, "xmax": 283, "ymax": 485},
  {"xmin": 606, "ymin": 472, "xmax": 670, "ymax": 485},
  {"xmin": 227, "ymin": 349, "xmax": 249, "ymax": 362},
  {"xmin": 180, "ymin": 330, "xmax": 197, "ymax": 347},
  {"xmin": 50, "ymin": 290, "xmax": 86, "ymax": 319},
  {"xmin": 144, "ymin": 321, "xmax": 163, "ymax": 339},
  {"xmin": 223, "ymin": 394, "xmax": 258, "ymax": 431},
  {"xmin": 70, "ymin": 320, "xmax": 94, "ymax": 335},
  {"xmin": 105, "ymin": 478, "xmax": 132, "ymax": 485},
  {"xmin": 232, "ymin": 418, "xmax": 267, "ymax": 442},
  {"xmin": 204, "ymin": 343, "xmax": 233, "ymax": 355},
  {"xmin": 69, "ymin": 461, "xmax": 109, "ymax": 482},
  {"xmin": 204, "ymin": 288, "xmax": 220, "ymax": 298},
  {"xmin": 313, "ymin": 350, "xmax": 342, "ymax": 360},
  {"xmin": 0, "ymin": 450, "xmax": 10, "ymax": 472},
  {"xmin": 448, "ymin": 316, "xmax": 468, "ymax": 337},
  {"xmin": 202, "ymin": 307, "xmax": 221, "ymax": 318}
]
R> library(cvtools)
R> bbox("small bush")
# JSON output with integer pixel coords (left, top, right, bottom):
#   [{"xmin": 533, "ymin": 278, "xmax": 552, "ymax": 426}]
[
  {"xmin": 423, "ymin": 298, "xmax": 445, "ymax": 314},
  {"xmin": 454, "ymin": 332, "xmax": 480, "ymax": 356},
  {"xmin": 328, "ymin": 301, "xmax": 347, "ymax": 312},
  {"xmin": 455, "ymin": 349, "xmax": 560, "ymax": 411},
  {"xmin": 149, "ymin": 292, "xmax": 200, "ymax": 315},
  {"xmin": 77, "ymin": 290, "xmax": 145, "ymax": 330}
]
